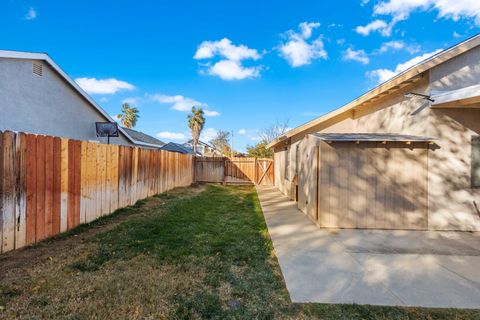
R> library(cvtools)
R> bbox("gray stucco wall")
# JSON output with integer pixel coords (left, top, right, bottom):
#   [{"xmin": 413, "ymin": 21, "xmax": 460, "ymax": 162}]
[{"xmin": 0, "ymin": 58, "xmax": 132, "ymax": 146}]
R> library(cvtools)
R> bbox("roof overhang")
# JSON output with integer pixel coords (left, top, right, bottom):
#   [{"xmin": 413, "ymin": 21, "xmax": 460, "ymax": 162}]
[
  {"xmin": 310, "ymin": 133, "xmax": 436, "ymax": 143},
  {"xmin": 431, "ymin": 84, "xmax": 480, "ymax": 108},
  {"xmin": 0, "ymin": 50, "xmax": 155, "ymax": 148},
  {"xmin": 267, "ymin": 33, "xmax": 480, "ymax": 149}
]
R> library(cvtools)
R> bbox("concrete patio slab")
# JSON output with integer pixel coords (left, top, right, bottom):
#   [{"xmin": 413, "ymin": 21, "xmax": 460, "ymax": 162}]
[{"xmin": 256, "ymin": 185, "xmax": 480, "ymax": 308}]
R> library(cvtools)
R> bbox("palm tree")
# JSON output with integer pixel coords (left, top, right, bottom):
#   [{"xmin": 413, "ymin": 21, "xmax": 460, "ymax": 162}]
[
  {"xmin": 117, "ymin": 103, "xmax": 140, "ymax": 128},
  {"xmin": 188, "ymin": 106, "xmax": 205, "ymax": 154}
]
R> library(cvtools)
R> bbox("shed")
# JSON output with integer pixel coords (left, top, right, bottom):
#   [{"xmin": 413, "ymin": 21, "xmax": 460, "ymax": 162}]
[{"xmin": 297, "ymin": 134, "xmax": 434, "ymax": 230}]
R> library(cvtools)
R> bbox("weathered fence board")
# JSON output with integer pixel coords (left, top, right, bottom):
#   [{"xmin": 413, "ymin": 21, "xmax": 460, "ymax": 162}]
[{"xmin": 0, "ymin": 131, "xmax": 194, "ymax": 253}]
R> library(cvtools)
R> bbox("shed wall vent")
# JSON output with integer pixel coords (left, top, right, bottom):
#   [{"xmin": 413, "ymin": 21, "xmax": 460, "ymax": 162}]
[{"xmin": 32, "ymin": 62, "xmax": 43, "ymax": 76}]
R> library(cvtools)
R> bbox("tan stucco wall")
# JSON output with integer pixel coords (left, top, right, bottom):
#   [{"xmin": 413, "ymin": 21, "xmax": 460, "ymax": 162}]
[{"xmin": 274, "ymin": 46, "xmax": 480, "ymax": 231}]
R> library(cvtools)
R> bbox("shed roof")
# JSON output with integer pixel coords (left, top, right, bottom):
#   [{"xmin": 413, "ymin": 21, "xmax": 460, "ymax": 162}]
[
  {"xmin": 310, "ymin": 133, "xmax": 435, "ymax": 142},
  {"xmin": 268, "ymin": 33, "xmax": 480, "ymax": 149}
]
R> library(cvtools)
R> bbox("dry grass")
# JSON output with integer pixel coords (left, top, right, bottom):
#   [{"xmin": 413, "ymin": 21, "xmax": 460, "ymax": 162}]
[{"xmin": 0, "ymin": 184, "xmax": 478, "ymax": 319}]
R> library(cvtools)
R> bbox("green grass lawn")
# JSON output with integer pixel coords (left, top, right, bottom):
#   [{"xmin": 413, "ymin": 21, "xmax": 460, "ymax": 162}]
[{"xmin": 0, "ymin": 185, "xmax": 478, "ymax": 319}]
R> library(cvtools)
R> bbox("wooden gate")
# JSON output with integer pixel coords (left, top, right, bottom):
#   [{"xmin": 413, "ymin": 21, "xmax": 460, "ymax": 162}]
[{"xmin": 195, "ymin": 157, "xmax": 274, "ymax": 185}]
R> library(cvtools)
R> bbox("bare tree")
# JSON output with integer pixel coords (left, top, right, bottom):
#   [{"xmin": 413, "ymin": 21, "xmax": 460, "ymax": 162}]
[
  {"xmin": 210, "ymin": 130, "xmax": 231, "ymax": 155},
  {"xmin": 260, "ymin": 119, "xmax": 290, "ymax": 143}
]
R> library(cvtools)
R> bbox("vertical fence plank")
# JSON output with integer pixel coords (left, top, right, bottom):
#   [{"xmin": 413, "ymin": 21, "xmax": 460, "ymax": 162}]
[
  {"xmin": 94, "ymin": 143, "xmax": 101, "ymax": 219},
  {"xmin": 60, "ymin": 138, "xmax": 69, "ymax": 232},
  {"xmin": 0, "ymin": 131, "xmax": 3, "ymax": 252},
  {"xmin": 2, "ymin": 132, "xmax": 16, "ymax": 252},
  {"xmin": 35, "ymin": 135, "xmax": 46, "ymax": 241},
  {"xmin": 52, "ymin": 137, "xmax": 61, "ymax": 235},
  {"xmin": 105, "ymin": 145, "xmax": 112, "ymax": 216},
  {"xmin": 111, "ymin": 145, "xmax": 119, "ymax": 211},
  {"xmin": 86, "ymin": 142, "xmax": 94, "ymax": 223},
  {"xmin": 14, "ymin": 133, "xmax": 27, "ymax": 249},
  {"xmin": 67, "ymin": 139, "xmax": 75, "ymax": 230},
  {"xmin": 98, "ymin": 144, "xmax": 106, "ymax": 216},
  {"xmin": 74, "ymin": 141, "xmax": 82, "ymax": 227},
  {"xmin": 44, "ymin": 136, "xmax": 54, "ymax": 238},
  {"xmin": 80, "ymin": 141, "xmax": 87, "ymax": 224},
  {"xmin": 67, "ymin": 140, "xmax": 82, "ymax": 229},
  {"xmin": 25, "ymin": 134, "xmax": 37, "ymax": 244}
]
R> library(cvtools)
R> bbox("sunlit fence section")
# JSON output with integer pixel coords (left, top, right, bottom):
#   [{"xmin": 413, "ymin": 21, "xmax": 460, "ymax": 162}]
[{"xmin": 0, "ymin": 130, "xmax": 194, "ymax": 253}]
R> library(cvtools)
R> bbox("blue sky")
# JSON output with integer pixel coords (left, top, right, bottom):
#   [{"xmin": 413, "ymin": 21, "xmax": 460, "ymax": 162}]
[{"xmin": 1, "ymin": 0, "xmax": 479, "ymax": 151}]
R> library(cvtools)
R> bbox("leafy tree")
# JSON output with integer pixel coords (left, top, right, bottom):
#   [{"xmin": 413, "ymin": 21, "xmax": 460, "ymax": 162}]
[
  {"xmin": 188, "ymin": 106, "xmax": 205, "ymax": 153},
  {"xmin": 116, "ymin": 103, "xmax": 140, "ymax": 128},
  {"xmin": 246, "ymin": 141, "xmax": 272, "ymax": 158},
  {"xmin": 210, "ymin": 130, "xmax": 231, "ymax": 156}
]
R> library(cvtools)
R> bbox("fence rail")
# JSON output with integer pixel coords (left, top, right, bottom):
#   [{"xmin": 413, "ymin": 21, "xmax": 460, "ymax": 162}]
[{"xmin": 0, "ymin": 131, "xmax": 193, "ymax": 253}]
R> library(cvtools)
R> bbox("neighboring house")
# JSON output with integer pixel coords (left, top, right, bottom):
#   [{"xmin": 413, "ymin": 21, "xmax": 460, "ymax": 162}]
[
  {"xmin": 122, "ymin": 127, "xmax": 165, "ymax": 149},
  {"xmin": 0, "ymin": 50, "xmax": 159, "ymax": 149},
  {"xmin": 268, "ymin": 35, "xmax": 480, "ymax": 232},
  {"xmin": 160, "ymin": 142, "xmax": 200, "ymax": 155},
  {"xmin": 183, "ymin": 140, "xmax": 223, "ymax": 157}
]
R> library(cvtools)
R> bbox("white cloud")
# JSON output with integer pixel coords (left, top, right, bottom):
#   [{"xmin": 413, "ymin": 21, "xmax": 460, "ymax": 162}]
[
  {"xmin": 238, "ymin": 129, "xmax": 247, "ymax": 135},
  {"xmin": 194, "ymin": 38, "xmax": 261, "ymax": 61},
  {"xmin": 75, "ymin": 77, "xmax": 135, "ymax": 94},
  {"xmin": 299, "ymin": 22, "xmax": 321, "ymax": 39},
  {"xmin": 374, "ymin": 0, "xmax": 480, "ymax": 25},
  {"xmin": 148, "ymin": 93, "xmax": 220, "ymax": 116},
  {"xmin": 201, "ymin": 128, "xmax": 218, "ymax": 141},
  {"xmin": 204, "ymin": 110, "xmax": 220, "ymax": 116},
  {"xmin": 156, "ymin": 132, "xmax": 187, "ymax": 140},
  {"xmin": 368, "ymin": 49, "xmax": 442, "ymax": 83},
  {"xmin": 194, "ymin": 38, "xmax": 263, "ymax": 80},
  {"xmin": 24, "ymin": 7, "xmax": 36, "ymax": 20},
  {"xmin": 362, "ymin": 0, "xmax": 480, "ymax": 37},
  {"xmin": 207, "ymin": 60, "xmax": 261, "ymax": 80},
  {"xmin": 378, "ymin": 40, "xmax": 420, "ymax": 54},
  {"xmin": 343, "ymin": 48, "xmax": 370, "ymax": 64},
  {"xmin": 355, "ymin": 19, "xmax": 392, "ymax": 36},
  {"xmin": 148, "ymin": 93, "xmax": 206, "ymax": 111},
  {"xmin": 100, "ymin": 97, "xmax": 108, "ymax": 102},
  {"xmin": 278, "ymin": 22, "xmax": 327, "ymax": 67},
  {"xmin": 379, "ymin": 40, "xmax": 404, "ymax": 52}
]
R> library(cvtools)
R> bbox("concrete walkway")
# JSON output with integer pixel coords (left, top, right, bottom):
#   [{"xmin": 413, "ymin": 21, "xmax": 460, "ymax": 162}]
[{"xmin": 256, "ymin": 185, "xmax": 480, "ymax": 309}]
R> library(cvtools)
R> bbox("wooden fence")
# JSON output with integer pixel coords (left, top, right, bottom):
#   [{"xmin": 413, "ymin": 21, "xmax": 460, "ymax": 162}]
[
  {"xmin": 195, "ymin": 157, "xmax": 274, "ymax": 185},
  {"xmin": 0, "ymin": 131, "xmax": 194, "ymax": 253}
]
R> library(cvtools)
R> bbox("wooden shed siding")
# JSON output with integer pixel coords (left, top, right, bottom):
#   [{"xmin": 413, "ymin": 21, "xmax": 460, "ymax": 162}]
[{"xmin": 311, "ymin": 141, "xmax": 429, "ymax": 230}]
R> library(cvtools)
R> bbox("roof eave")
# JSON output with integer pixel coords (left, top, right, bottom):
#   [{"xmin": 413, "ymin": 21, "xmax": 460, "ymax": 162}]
[{"xmin": 267, "ymin": 33, "xmax": 480, "ymax": 149}]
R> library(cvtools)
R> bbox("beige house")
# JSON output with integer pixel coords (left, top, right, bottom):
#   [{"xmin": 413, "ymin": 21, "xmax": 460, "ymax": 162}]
[{"xmin": 268, "ymin": 35, "xmax": 480, "ymax": 231}]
